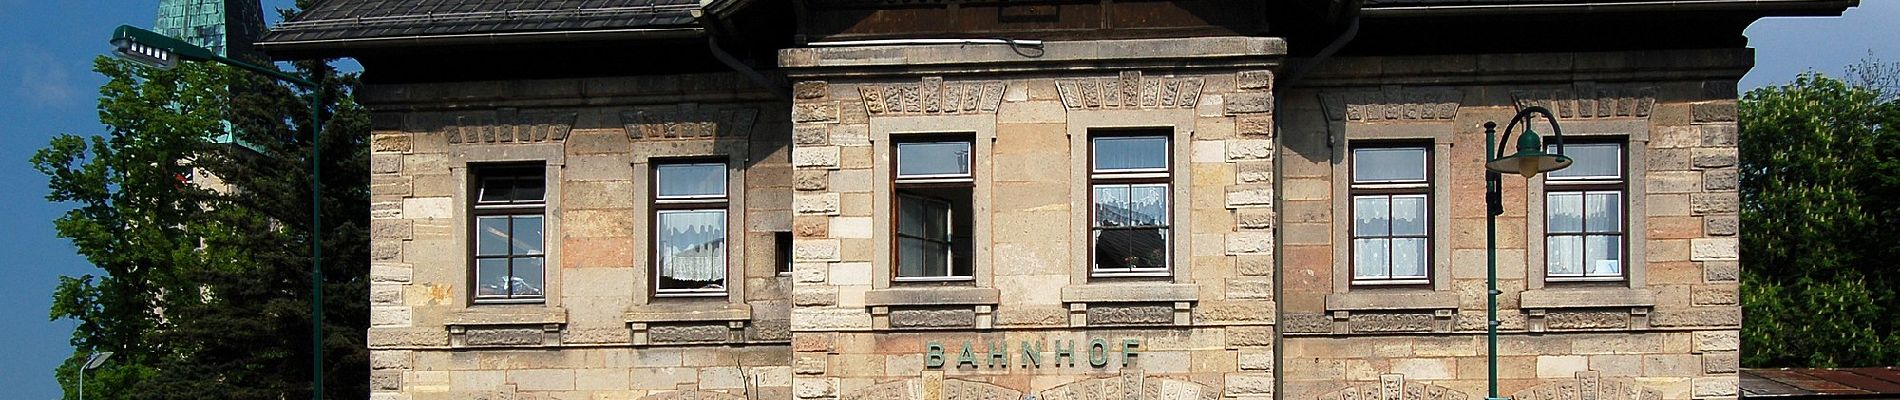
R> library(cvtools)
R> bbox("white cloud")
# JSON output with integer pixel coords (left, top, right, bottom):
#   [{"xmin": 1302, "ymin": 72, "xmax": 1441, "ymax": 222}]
[{"xmin": 6, "ymin": 46, "xmax": 79, "ymax": 109}]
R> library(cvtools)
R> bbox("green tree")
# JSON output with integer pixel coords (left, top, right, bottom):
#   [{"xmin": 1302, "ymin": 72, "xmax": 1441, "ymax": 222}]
[
  {"xmin": 34, "ymin": 38, "xmax": 369, "ymax": 400},
  {"xmin": 1739, "ymin": 67, "xmax": 1900, "ymax": 367}
]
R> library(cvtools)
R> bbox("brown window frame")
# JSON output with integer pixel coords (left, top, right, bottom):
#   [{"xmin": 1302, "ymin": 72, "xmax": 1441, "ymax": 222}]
[
  {"xmin": 1087, "ymin": 130, "xmax": 1173, "ymax": 278},
  {"xmin": 469, "ymin": 163, "xmax": 548, "ymax": 304},
  {"xmin": 1543, "ymin": 140, "xmax": 1629, "ymax": 282},
  {"xmin": 890, "ymin": 134, "xmax": 977, "ymax": 283},
  {"xmin": 650, "ymin": 158, "xmax": 732, "ymax": 297},
  {"xmin": 1348, "ymin": 143, "xmax": 1433, "ymax": 286}
]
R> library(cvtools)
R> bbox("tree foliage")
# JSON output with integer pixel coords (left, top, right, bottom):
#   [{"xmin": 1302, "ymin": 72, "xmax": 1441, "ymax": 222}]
[
  {"xmin": 1739, "ymin": 64, "xmax": 1900, "ymax": 367},
  {"xmin": 34, "ymin": 38, "xmax": 368, "ymax": 400}
]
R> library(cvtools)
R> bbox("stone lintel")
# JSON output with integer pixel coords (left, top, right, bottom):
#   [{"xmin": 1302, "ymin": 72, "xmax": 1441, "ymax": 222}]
[
  {"xmin": 863, "ymin": 287, "xmax": 1001, "ymax": 307},
  {"xmin": 1061, "ymin": 283, "xmax": 1201, "ymax": 304},
  {"xmin": 1325, "ymin": 290, "xmax": 1460, "ymax": 312},
  {"xmin": 444, "ymin": 306, "xmax": 568, "ymax": 326},
  {"xmin": 779, "ymin": 37, "xmax": 1287, "ymax": 77},
  {"xmin": 623, "ymin": 303, "xmax": 753, "ymax": 323},
  {"xmin": 1519, "ymin": 288, "xmax": 1658, "ymax": 310}
]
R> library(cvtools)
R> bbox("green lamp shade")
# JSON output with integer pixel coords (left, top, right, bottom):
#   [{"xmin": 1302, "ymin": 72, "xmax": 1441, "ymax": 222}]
[{"xmin": 1485, "ymin": 127, "xmax": 1572, "ymax": 178}]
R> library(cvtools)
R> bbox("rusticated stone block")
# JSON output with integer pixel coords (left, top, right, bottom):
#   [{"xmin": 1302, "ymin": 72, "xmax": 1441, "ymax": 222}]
[
  {"xmin": 1226, "ymin": 92, "xmax": 1274, "ymax": 114},
  {"xmin": 1703, "ymin": 168, "xmax": 1738, "ymax": 191},
  {"xmin": 889, "ymin": 307, "xmax": 975, "ymax": 328},
  {"xmin": 1237, "ymin": 115, "xmax": 1273, "ymax": 137},
  {"xmin": 1228, "ymin": 326, "xmax": 1276, "ymax": 346},
  {"xmin": 649, "ymin": 323, "xmax": 731, "ymax": 344},
  {"xmin": 793, "ymin": 170, "xmax": 829, "ymax": 191},
  {"xmin": 1226, "ymin": 186, "xmax": 1274, "ymax": 208},
  {"xmin": 1650, "ymin": 308, "xmax": 1741, "ymax": 328},
  {"xmin": 1704, "ymin": 261, "xmax": 1739, "ymax": 282},
  {"xmin": 1226, "ymin": 232, "xmax": 1274, "ymax": 255},
  {"xmin": 1199, "ymin": 301, "xmax": 1274, "ymax": 323},
  {"xmin": 1691, "ymin": 238, "xmax": 1739, "ymax": 261},
  {"xmin": 1691, "ymin": 193, "xmax": 1738, "ymax": 215},
  {"xmin": 1227, "ymin": 140, "xmax": 1274, "ymax": 160},
  {"xmin": 1237, "ymin": 255, "xmax": 1272, "ymax": 276},
  {"xmin": 792, "ymin": 102, "xmax": 838, "ymax": 123},
  {"xmin": 751, "ymin": 319, "xmax": 791, "ymax": 341},
  {"xmin": 793, "ymin": 125, "xmax": 829, "ymax": 145},
  {"xmin": 1087, "ymin": 303, "xmax": 1174, "ymax": 326},
  {"xmin": 791, "ymin": 146, "xmax": 840, "ymax": 168},
  {"xmin": 1705, "ymin": 215, "xmax": 1738, "ymax": 236},
  {"xmin": 794, "ymin": 81, "xmax": 829, "ymax": 99},
  {"xmin": 1693, "ymin": 287, "xmax": 1738, "ymax": 305},
  {"xmin": 1349, "ymin": 313, "xmax": 1434, "ymax": 333},
  {"xmin": 1236, "ymin": 70, "xmax": 1275, "ymax": 90},
  {"xmin": 462, "ymin": 327, "xmax": 544, "ymax": 346},
  {"xmin": 1700, "ymin": 124, "xmax": 1738, "ymax": 147},
  {"xmin": 1702, "ymin": 352, "xmax": 1739, "ymax": 373},
  {"xmin": 1236, "ymin": 208, "xmax": 1275, "ymax": 229},
  {"xmin": 1546, "ymin": 311, "xmax": 1630, "ymax": 330},
  {"xmin": 1693, "ymin": 102, "xmax": 1737, "ymax": 123},
  {"xmin": 1692, "ymin": 148, "xmax": 1737, "ymax": 168},
  {"xmin": 371, "ymin": 133, "xmax": 411, "ymax": 153}
]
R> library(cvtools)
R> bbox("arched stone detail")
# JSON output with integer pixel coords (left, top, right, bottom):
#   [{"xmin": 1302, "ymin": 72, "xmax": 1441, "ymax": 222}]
[
  {"xmin": 1314, "ymin": 374, "xmax": 1471, "ymax": 400},
  {"xmin": 1508, "ymin": 371, "xmax": 1662, "ymax": 400},
  {"xmin": 840, "ymin": 377, "xmax": 1022, "ymax": 400},
  {"xmin": 1037, "ymin": 374, "xmax": 1219, "ymax": 400},
  {"xmin": 637, "ymin": 390, "xmax": 748, "ymax": 400}
]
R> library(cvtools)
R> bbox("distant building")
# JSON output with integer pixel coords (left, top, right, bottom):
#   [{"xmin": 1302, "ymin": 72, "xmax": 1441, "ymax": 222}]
[
  {"xmin": 157, "ymin": 0, "xmax": 265, "ymax": 148},
  {"xmin": 260, "ymin": 1, "xmax": 1857, "ymax": 399}
]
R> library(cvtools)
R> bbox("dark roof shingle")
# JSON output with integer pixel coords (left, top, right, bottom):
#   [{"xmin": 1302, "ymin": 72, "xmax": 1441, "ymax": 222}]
[{"xmin": 262, "ymin": 0, "xmax": 702, "ymax": 44}]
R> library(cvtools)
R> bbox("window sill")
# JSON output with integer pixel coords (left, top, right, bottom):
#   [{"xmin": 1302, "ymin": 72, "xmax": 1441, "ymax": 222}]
[
  {"xmin": 623, "ymin": 303, "xmax": 752, "ymax": 323},
  {"xmin": 1325, "ymin": 291, "xmax": 1458, "ymax": 312},
  {"xmin": 1519, "ymin": 288, "xmax": 1656, "ymax": 309},
  {"xmin": 446, "ymin": 306, "xmax": 568, "ymax": 326},
  {"xmin": 864, "ymin": 287, "xmax": 1000, "ymax": 307},
  {"xmin": 1061, "ymin": 282, "xmax": 1199, "ymax": 303}
]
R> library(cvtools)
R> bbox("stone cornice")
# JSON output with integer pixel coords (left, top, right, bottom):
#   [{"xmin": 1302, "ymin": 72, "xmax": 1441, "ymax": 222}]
[{"xmin": 780, "ymin": 37, "xmax": 1285, "ymax": 78}]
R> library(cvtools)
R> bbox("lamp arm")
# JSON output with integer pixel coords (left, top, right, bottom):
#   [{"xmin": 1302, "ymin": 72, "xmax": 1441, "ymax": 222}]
[
  {"xmin": 208, "ymin": 54, "xmax": 316, "ymax": 89},
  {"xmin": 1498, "ymin": 105, "xmax": 1560, "ymax": 160}
]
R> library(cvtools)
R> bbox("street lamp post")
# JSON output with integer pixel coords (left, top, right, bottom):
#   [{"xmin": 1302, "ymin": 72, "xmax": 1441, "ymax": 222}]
[
  {"xmin": 109, "ymin": 25, "xmax": 326, "ymax": 400},
  {"xmin": 79, "ymin": 351, "xmax": 113, "ymax": 400},
  {"xmin": 1482, "ymin": 106, "xmax": 1571, "ymax": 400}
]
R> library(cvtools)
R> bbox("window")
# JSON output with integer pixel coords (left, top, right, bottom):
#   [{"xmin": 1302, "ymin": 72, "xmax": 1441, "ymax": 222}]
[
  {"xmin": 1545, "ymin": 142, "xmax": 1625, "ymax": 281},
  {"xmin": 1350, "ymin": 145, "xmax": 1430, "ymax": 284},
  {"xmin": 775, "ymin": 231, "xmax": 793, "ymax": 276},
  {"xmin": 654, "ymin": 161, "xmax": 729, "ymax": 296},
  {"xmin": 894, "ymin": 138, "xmax": 974, "ymax": 281},
  {"xmin": 1090, "ymin": 133, "xmax": 1170, "ymax": 276},
  {"xmin": 472, "ymin": 165, "xmax": 547, "ymax": 303}
]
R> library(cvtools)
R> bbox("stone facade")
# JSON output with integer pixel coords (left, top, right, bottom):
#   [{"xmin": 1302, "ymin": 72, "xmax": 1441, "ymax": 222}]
[
  {"xmin": 780, "ymin": 37, "xmax": 1286, "ymax": 400},
  {"xmin": 363, "ymin": 73, "xmax": 795, "ymax": 399}
]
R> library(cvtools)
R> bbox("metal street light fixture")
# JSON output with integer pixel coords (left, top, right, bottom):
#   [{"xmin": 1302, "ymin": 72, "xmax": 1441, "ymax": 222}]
[
  {"xmin": 1482, "ymin": 106, "xmax": 1570, "ymax": 400},
  {"xmin": 79, "ymin": 351, "xmax": 113, "ymax": 400},
  {"xmin": 110, "ymin": 24, "xmax": 328, "ymax": 400}
]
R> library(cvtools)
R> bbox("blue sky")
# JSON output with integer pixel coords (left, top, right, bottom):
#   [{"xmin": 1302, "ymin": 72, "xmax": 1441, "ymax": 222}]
[{"xmin": 0, "ymin": 1, "xmax": 1894, "ymax": 399}]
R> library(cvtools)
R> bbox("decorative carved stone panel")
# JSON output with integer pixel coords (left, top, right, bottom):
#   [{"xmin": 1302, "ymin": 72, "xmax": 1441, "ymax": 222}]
[
  {"xmin": 621, "ymin": 104, "xmax": 760, "ymax": 140},
  {"xmin": 445, "ymin": 108, "xmax": 577, "ymax": 144},
  {"xmin": 858, "ymin": 77, "xmax": 1006, "ymax": 116},
  {"xmin": 1348, "ymin": 312, "xmax": 1438, "ymax": 333},
  {"xmin": 1039, "ymin": 373, "xmax": 1220, "ymax": 400},
  {"xmin": 1319, "ymin": 87, "xmax": 1462, "ymax": 122},
  {"xmin": 841, "ymin": 376, "xmax": 1022, "ymax": 400},
  {"xmin": 638, "ymin": 390, "xmax": 747, "ymax": 400},
  {"xmin": 1509, "ymin": 371, "xmax": 1662, "ymax": 400},
  {"xmin": 1056, "ymin": 71, "xmax": 1204, "ymax": 110},
  {"xmin": 1511, "ymin": 86, "xmax": 1657, "ymax": 119},
  {"xmin": 447, "ymin": 324, "xmax": 563, "ymax": 348},
  {"xmin": 1315, "ymin": 373, "xmax": 1469, "ymax": 400}
]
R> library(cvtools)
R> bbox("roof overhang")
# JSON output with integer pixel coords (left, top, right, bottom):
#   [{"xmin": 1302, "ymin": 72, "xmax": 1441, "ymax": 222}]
[{"xmin": 257, "ymin": 27, "xmax": 705, "ymax": 60}]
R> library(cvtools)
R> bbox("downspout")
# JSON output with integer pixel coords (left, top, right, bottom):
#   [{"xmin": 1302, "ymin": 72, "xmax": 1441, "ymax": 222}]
[
  {"xmin": 695, "ymin": 9, "xmax": 791, "ymax": 100},
  {"xmin": 1274, "ymin": 2, "xmax": 1361, "ymax": 399}
]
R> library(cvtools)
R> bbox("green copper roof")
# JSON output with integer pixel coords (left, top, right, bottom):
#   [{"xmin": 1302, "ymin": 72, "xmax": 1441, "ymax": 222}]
[{"xmin": 155, "ymin": 0, "xmax": 265, "ymax": 59}]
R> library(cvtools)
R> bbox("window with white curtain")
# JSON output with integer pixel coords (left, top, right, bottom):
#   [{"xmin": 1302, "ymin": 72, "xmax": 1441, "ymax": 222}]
[
  {"xmin": 894, "ymin": 137, "xmax": 974, "ymax": 281},
  {"xmin": 1350, "ymin": 145, "xmax": 1431, "ymax": 285},
  {"xmin": 1545, "ymin": 141, "xmax": 1626, "ymax": 281},
  {"xmin": 654, "ymin": 161, "xmax": 729, "ymax": 295},
  {"xmin": 472, "ymin": 165, "xmax": 546, "ymax": 303},
  {"xmin": 1090, "ymin": 133, "xmax": 1171, "ymax": 276}
]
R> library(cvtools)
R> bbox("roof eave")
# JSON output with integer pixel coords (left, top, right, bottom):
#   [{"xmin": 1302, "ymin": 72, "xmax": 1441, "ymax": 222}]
[
  {"xmin": 257, "ymin": 26, "xmax": 707, "ymax": 60},
  {"xmin": 1361, "ymin": 0, "xmax": 1857, "ymax": 18}
]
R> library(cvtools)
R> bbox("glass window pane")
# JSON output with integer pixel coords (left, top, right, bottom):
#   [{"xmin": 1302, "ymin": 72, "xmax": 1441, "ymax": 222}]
[
  {"xmin": 656, "ymin": 163, "xmax": 726, "ymax": 198},
  {"xmin": 1548, "ymin": 143, "xmax": 1622, "ymax": 179},
  {"xmin": 476, "ymin": 216, "xmax": 510, "ymax": 256},
  {"xmin": 511, "ymin": 216, "xmax": 543, "ymax": 255},
  {"xmin": 657, "ymin": 211, "xmax": 727, "ymax": 286},
  {"xmin": 898, "ymin": 238, "xmax": 926, "ymax": 277},
  {"xmin": 1094, "ymin": 185, "xmax": 1130, "ymax": 227},
  {"xmin": 896, "ymin": 141, "xmax": 973, "ymax": 177},
  {"xmin": 1547, "ymin": 236, "xmax": 1583, "ymax": 276},
  {"xmin": 1093, "ymin": 136, "xmax": 1168, "ymax": 171},
  {"xmin": 924, "ymin": 241, "xmax": 949, "ymax": 277},
  {"xmin": 1128, "ymin": 184, "xmax": 1169, "ymax": 227},
  {"xmin": 1391, "ymin": 195, "xmax": 1427, "ymax": 236},
  {"xmin": 1586, "ymin": 235, "xmax": 1623, "ymax": 277},
  {"xmin": 1097, "ymin": 228, "xmax": 1167, "ymax": 271},
  {"xmin": 1586, "ymin": 192, "xmax": 1622, "ymax": 233},
  {"xmin": 474, "ymin": 258, "xmax": 510, "ymax": 297},
  {"xmin": 899, "ymin": 196, "xmax": 927, "ymax": 237},
  {"xmin": 1391, "ymin": 238, "xmax": 1428, "ymax": 279},
  {"xmin": 1353, "ymin": 196, "xmax": 1391, "ymax": 237},
  {"xmin": 1547, "ymin": 192, "xmax": 1583, "ymax": 233},
  {"xmin": 478, "ymin": 177, "xmax": 513, "ymax": 203},
  {"xmin": 513, "ymin": 174, "xmax": 545, "ymax": 202},
  {"xmin": 1353, "ymin": 147, "xmax": 1428, "ymax": 183},
  {"xmin": 924, "ymin": 200, "xmax": 949, "ymax": 240},
  {"xmin": 1353, "ymin": 238, "xmax": 1390, "ymax": 279},
  {"xmin": 510, "ymin": 258, "xmax": 545, "ymax": 297}
]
